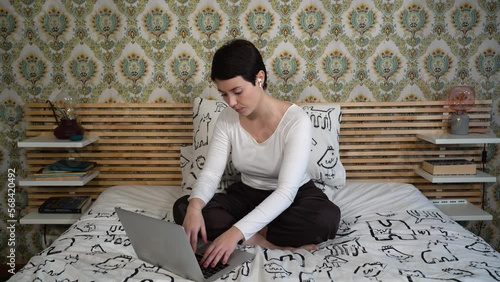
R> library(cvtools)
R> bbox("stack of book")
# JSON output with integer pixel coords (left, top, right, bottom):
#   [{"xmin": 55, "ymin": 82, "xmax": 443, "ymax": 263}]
[
  {"xmin": 34, "ymin": 159, "xmax": 97, "ymax": 181},
  {"xmin": 39, "ymin": 196, "xmax": 92, "ymax": 213},
  {"xmin": 422, "ymin": 159, "xmax": 476, "ymax": 175}
]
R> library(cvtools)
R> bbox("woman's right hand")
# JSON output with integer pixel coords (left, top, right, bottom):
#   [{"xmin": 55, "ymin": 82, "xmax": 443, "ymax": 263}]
[{"xmin": 183, "ymin": 198, "xmax": 207, "ymax": 252}]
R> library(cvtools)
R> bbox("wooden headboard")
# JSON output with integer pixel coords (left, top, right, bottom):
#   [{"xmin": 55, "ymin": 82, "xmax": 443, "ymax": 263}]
[{"xmin": 21, "ymin": 100, "xmax": 494, "ymax": 210}]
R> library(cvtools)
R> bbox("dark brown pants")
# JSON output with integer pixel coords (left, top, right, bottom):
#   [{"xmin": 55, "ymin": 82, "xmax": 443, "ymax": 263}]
[{"xmin": 173, "ymin": 180, "xmax": 341, "ymax": 247}]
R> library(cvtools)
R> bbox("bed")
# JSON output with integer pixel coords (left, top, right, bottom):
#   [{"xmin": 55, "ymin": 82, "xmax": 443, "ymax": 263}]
[
  {"xmin": 10, "ymin": 183, "xmax": 500, "ymax": 281},
  {"xmin": 11, "ymin": 99, "xmax": 500, "ymax": 281}
]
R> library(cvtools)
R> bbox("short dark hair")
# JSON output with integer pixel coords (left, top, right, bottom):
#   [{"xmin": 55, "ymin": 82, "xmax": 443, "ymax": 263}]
[{"xmin": 210, "ymin": 39, "xmax": 267, "ymax": 89}]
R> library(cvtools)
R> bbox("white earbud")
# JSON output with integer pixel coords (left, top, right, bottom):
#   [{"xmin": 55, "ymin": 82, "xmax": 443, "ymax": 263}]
[{"xmin": 257, "ymin": 78, "xmax": 263, "ymax": 87}]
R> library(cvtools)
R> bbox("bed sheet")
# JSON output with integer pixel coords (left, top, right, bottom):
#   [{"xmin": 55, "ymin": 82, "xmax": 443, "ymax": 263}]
[{"xmin": 10, "ymin": 182, "xmax": 500, "ymax": 282}]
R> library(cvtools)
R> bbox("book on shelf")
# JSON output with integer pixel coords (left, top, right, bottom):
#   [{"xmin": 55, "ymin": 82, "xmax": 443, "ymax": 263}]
[
  {"xmin": 38, "ymin": 196, "xmax": 92, "ymax": 214},
  {"xmin": 422, "ymin": 159, "xmax": 476, "ymax": 175},
  {"xmin": 33, "ymin": 168, "xmax": 95, "ymax": 180},
  {"xmin": 33, "ymin": 159, "xmax": 97, "ymax": 181},
  {"xmin": 44, "ymin": 159, "xmax": 97, "ymax": 172}
]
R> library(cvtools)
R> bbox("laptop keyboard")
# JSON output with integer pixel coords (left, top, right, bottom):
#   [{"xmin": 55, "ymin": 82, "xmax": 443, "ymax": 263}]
[{"xmin": 195, "ymin": 253, "xmax": 229, "ymax": 278}]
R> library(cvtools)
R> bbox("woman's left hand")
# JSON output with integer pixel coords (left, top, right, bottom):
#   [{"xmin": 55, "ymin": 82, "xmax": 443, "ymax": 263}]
[{"xmin": 200, "ymin": 226, "xmax": 244, "ymax": 268}]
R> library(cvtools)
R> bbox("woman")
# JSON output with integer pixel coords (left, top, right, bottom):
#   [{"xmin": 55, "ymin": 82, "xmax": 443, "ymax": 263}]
[{"xmin": 173, "ymin": 39, "xmax": 340, "ymax": 268}]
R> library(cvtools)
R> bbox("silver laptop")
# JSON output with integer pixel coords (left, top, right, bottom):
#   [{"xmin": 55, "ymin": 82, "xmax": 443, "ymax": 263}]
[{"xmin": 115, "ymin": 207, "xmax": 255, "ymax": 282}]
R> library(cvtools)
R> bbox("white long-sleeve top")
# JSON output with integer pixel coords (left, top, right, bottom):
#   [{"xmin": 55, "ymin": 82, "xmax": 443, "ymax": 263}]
[{"xmin": 190, "ymin": 104, "xmax": 312, "ymax": 240}]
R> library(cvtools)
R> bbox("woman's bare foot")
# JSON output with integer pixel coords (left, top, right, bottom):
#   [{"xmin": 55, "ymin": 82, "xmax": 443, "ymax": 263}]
[{"xmin": 243, "ymin": 232, "xmax": 319, "ymax": 251}]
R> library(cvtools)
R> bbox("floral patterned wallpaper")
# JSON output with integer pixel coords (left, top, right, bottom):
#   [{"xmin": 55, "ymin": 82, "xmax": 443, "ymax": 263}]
[{"xmin": 0, "ymin": 0, "xmax": 499, "ymax": 264}]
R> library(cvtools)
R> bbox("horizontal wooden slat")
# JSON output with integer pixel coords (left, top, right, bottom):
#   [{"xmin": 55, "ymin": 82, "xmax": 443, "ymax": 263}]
[
  {"xmin": 28, "ymin": 167, "xmax": 181, "ymax": 173},
  {"xmin": 25, "ymin": 117, "xmax": 194, "ymax": 122},
  {"xmin": 335, "ymin": 100, "xmax": 492, "ymax": 107},
  {"xmin": 342, "ymin": 113, "xmax": 491, "ymax": 121},
  {"xmin": 343, "ymin": 164, "xmax": 483, "ymax": 171},
  {"xmin": 21, "ymin": 100, "xmax": 494, "ymax": 210},
  {"xmin": 341, "ymin": 157, "xmax": 482, "ymax": 164}
]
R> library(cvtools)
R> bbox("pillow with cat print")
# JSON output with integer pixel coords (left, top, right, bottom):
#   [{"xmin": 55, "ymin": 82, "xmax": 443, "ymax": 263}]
[
  {"xmin": 181, "ymin": 97, "xmax": 241, "ymax": 194},
  {"xmin": 301, "ymin": 104, "xmax": 346, "ymax": 200}
]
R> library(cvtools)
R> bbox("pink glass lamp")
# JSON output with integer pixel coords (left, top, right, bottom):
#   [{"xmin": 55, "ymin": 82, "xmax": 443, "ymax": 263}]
[{"xmin": 447, "ymin": 86, "xmax": 475, "ymax": 135}]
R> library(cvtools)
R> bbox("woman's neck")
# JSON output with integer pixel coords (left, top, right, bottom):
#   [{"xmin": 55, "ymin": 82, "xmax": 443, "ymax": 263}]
[{"xmin": 246, "ymin": 95, "xmax": 288, "ymax": 122}]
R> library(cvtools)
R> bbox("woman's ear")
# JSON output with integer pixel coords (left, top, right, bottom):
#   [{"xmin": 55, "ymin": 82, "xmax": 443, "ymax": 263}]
[{"xmin": 255, "ymin": 70, "xmax": 266, "ymax": 88}]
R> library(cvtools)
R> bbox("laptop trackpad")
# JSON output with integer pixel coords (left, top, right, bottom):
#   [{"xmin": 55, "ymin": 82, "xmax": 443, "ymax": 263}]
[{"xmin": 195, "ymin": 241, "xmax": 212, "ymax": 256}]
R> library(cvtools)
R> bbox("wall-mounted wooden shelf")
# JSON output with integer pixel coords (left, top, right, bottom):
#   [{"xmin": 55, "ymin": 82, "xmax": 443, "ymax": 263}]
[
  {"xmin": 414, "ymin": 168, "xmax": 496, "ymax": 183},
  {"xmin": 417, "ymin": 133, "xmax": 500, "ymax": 145},
  {"xmin": 416, "ymin": 132, "xmax": 498, "ymax": 221},
  {"xmin": 18, "ymin": 135, "xmax": 99, "ymax": 226},
  {"xmin": 432, "ymin": 199, "xmax": 492, "ymax": 221},
  {"xmin": 18, "ymin": 135, "xmax": 99, "ymax": 148}
]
